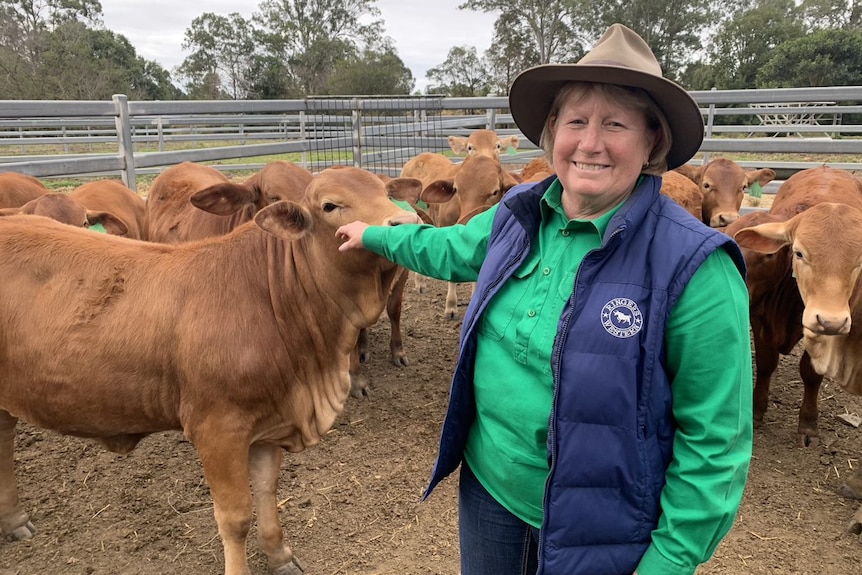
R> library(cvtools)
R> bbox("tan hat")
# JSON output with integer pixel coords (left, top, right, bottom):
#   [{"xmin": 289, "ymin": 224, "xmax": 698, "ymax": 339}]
[{"xmin": 508, "ymin": 23, "xmax": 703, "ymax": 170}]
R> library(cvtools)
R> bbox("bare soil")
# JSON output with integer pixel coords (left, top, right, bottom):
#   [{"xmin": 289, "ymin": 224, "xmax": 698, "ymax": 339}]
[{"xmin": 2, "ymin": 274, "xmax": 862, "ymax": 575}]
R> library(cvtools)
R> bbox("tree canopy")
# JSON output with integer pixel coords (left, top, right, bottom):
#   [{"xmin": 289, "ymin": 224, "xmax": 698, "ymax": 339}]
[{"xmin": 1, "ymin": 0, "xmax": 861, "ymax": 100}]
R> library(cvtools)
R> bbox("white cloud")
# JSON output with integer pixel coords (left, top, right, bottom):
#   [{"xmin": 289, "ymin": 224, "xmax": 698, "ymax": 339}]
[{"xmin": 99, "ymin": 0, "xmax": 498, "ymax": 93}]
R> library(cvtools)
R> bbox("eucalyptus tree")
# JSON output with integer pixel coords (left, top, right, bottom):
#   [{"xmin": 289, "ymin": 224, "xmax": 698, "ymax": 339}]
[
  {"xmin": 484, "ymin": 11, "xmax": 545, "ymax": 95},
  {"xmin": 426, "ymin": 45, "xmax": 491, "ymax": 97},
  {"xmin": 704, "ymin": 0, "xmax": 806, "ymax": 89},
  {"xmin": 252, "ymin": 0, "xmax": 384, "ymax": 96},
  {"xmin": 327, "ymin": 40, "xmax": 414, "ymax": 95},
  {"xmin": 178, "ymin": 12, "xmax": 256, "ymax": 100}
]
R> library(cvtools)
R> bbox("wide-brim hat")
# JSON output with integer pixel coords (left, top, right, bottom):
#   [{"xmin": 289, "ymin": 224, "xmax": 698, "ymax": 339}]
[{"xmin": 508, "ymin": 23, "xmax": 703, "ymax": 170}]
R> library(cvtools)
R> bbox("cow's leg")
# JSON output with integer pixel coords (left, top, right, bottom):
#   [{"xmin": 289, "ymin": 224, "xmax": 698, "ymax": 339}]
[
  {"xmin": 387, "ymin": 268, "xmax": 409, "ymax": 367},
  {"xmin": 0, "ymin": 410, "xmax": 36, "ymax": 539},
  {"xmin": 249, "ymin": 443, "xmax": 304, "ymax": 575},
  {"xmin": 847, "ymin": 504, "xmax": 862, "ymax": 539},
  {"xmin": 444, "ymin": 282, "xmax": 459, "ymax": 320},
  {"xmin": 357, "ymin": 327, "xmax": 370, "ymax": 364},
  {"xmin": 413, "ymin": 271, "xmax": 426, "ymax": 294},
  {"xmin": 797, "ymin": 350, "xmax": 824, "ymax": 447},
  {"xmin": 752, "ymin": 335, "xmax": 779, "ymax": 428},
  {"xmin": 349, "ymin": 343, "xmax": 369, "ymax": 399},
  {"xmin": 195, "ymin": 432, "xmax": 256, "ymax": 575}
]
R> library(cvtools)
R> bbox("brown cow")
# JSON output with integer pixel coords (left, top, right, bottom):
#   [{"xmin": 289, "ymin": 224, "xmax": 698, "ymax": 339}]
[
  {"xmin": 675, "ymin": 158, "xmax": 776, "ymax": 227},
  {"xmin": 516, "ymin": 157, "xmax": 555, "ymax": 183},
  {"xmin": 730, "ymin": 167, "xmax": 862, "ymax": 449},
  {"xmin": 0, "ymin": 172, "xmax": 49, "ymax": 208},
  {"xmin": 448, "ymin": 128, "xmax": 519, "ymax": 159},
  {"xmin": 0, "ymin": 191, "xmax": 129, "ymax": 235},
  {"xmin": 147, "ymin": 161, "xmax": 420, "ymax": 396},
  {"xmin": 412, "ymin": 154, "xmax": 519, "ymax": 319},
  {"xmin": 0, "ymin": 166, "xmax": 420, "ymax": 575},
  {"xmin": 70, "ymin": 180, "xmax": 148, "ymax": 239},
  {"xmin": 731, "ymin": 167, "xmax": 862, "ymax": 536}
]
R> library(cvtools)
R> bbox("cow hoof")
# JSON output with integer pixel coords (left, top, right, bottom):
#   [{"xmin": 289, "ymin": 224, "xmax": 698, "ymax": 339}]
[
  {"xmin": 6, "ymin": 520, "xmax": 37, "ymax": 540},
  {"xmin": 797, "ymin": 433, "xmax": 818, "ymax": 448},
  {"xmin": 391, "ymin": 353, "xmax": 409, "ymax": 368},
  {"xmin": 273, "ymin": 555, "xmax": 305, "ymax": 575},
  {"xmin": 838, "ymin": 472, "xmax": 862, "ymax": 500}
]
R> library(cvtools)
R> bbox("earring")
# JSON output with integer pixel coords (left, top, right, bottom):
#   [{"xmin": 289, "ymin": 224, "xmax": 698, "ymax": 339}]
[{"xmin": 642, "ymin": 160, "xmax": 649, "ymax": 168}]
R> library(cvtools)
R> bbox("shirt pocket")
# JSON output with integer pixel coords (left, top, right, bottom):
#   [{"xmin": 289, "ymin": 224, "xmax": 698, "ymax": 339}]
[
  {"xmin": 557, "ymin": 270, "xmax": 576, "ymax": 301},
  {"xmin": 478, "ymin": 253, "xmax": 540, "ymax": 341}
]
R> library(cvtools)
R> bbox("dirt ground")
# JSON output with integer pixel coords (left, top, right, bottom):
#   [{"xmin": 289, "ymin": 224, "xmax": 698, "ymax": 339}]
[{"xmin": 3, "ymin": 249, "xmax": 862, "ymax": 575}]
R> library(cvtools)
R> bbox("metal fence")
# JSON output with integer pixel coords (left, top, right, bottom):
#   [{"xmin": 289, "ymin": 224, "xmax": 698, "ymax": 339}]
[{"xmin": 1, "ymin": 86, "xmax": 861, "ymax": 192}]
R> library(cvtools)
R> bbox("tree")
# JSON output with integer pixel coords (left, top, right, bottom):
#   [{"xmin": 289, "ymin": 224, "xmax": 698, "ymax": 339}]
[
  {"xmin": 253, "ymin": 0, "xmax": 384, "ymax": 96},
  {"xmin": 574, "ymin": 0, "xmax": 719, "ymax": 81},
  {"xmin": 178, "ymin": 12, "xmax": 256, "ymax": 99},
  {"xmin": 460, "ymin": 0, "xmax": 583, "ymax": 64},
  {"xmin": 702, "ymin": 0, "xmax": 806, "ymax": 89},
  {"xmin": 426, "ymin": 45, "xmax": 490, "ymax": 97},
  {"xmin": 484, "ymin": 11, "xmax": 544, "ymax": 95},
  {"xmin": 757, "ymin": 28, "xmax": 862, "ymax": 87},
  {"xmin": 327, "ymin": 42, "xmax": 414, "ymax": 95}
]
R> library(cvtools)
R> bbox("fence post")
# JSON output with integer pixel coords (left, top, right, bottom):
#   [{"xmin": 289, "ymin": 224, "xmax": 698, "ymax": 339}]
[
  {"xmin": 300, "ymin": 111, "xmax": 307, "ymax": 170},
  {"xmin": 703, "ymin": 87, "xmax": 717, "ymax": 165},
  {"xmin": 485, "ymin": 108, "xmax": 496, "ymax": 130},
  {"xmin": 112, "ymin": 94, "xmax": 137, "ymax": 191},
  {"xmin": 352, "ymin": 99, "xmax": 361, "ymax": 168}
]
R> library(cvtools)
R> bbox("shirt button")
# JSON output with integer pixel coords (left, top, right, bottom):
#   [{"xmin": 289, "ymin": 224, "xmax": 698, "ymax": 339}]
[
  {"xmin": 528, "ymin": 310, "xmax": 536, "ymax": 317},
  {"xmin": 562, "ymin": 230, "xmax": 570, "ymax": 237},
  {"xmin": 543, "ymin": 267, "xmax": 551, "ymax": 275}
]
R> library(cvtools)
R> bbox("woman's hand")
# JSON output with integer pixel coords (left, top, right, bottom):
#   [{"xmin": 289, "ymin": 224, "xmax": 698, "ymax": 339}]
[{"xmin": 336, "ymin": 221, "xmax": 370, "ymax": 252}]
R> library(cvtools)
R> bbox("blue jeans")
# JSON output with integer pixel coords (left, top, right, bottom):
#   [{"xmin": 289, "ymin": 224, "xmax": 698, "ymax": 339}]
[{"xmin": 459, "ymin": 462, "xmax": 540, "ymax": 575}]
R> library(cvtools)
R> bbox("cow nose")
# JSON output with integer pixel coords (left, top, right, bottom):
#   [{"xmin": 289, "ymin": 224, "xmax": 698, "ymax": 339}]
[
  {"xmin": 388, "ymin": 213, "xmax": 422, "ymax": 226},
  {"xmin": 815, "ymin": 314, "xmax": 851, "ymax": 336},
  {"xmin": 714, "ymin": 212, "xmax": 740, "ymax": 227}
]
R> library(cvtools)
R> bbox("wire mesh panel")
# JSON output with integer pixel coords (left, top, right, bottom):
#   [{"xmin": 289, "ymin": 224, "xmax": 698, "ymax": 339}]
[{"xmin": 304, "ymin": 96, "xmax": 445, "ymax": 176}]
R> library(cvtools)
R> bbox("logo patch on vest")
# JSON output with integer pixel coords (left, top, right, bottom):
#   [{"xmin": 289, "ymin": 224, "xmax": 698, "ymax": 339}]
[{"xmin": 601, "ymin": 298, "xmax": 643, "ymax": 338}]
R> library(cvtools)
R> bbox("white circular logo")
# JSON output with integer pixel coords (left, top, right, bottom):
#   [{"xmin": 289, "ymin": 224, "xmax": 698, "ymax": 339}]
[{"xmin": 601, "ymin": 298, "xmax": 643, "ymax": 338}]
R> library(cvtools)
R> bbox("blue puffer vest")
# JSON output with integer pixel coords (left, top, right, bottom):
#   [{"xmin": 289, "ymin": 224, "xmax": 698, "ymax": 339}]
[{"xmin": 423, "ymin": 174, "xmax": 745, "ymax": 575}]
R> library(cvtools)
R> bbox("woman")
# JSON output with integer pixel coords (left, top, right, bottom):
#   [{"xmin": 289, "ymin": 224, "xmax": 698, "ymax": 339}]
[{"xmin": 337, "ymin": 24, "xmax": 752, "ymax": 575}]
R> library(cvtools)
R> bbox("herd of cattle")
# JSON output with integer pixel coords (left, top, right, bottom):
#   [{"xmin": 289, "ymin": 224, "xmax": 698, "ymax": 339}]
[{"xmin": 0, "ymin": 128, "xmax": 861, "ymax": 574}]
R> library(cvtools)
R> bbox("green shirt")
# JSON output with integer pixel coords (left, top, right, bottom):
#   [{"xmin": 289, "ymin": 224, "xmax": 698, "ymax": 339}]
[{"xmin": 363, "ymin": 180, "xmax": 752, "ymax": 575}]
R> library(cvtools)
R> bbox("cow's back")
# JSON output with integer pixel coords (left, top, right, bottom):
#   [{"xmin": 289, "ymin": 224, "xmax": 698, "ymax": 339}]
[{"xmin": 0, "ymin": 172, "xmax": 49, "ymax": 208}]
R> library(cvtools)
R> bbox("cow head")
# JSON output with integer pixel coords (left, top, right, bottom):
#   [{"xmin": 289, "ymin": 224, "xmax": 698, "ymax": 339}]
[
  {"xmin": 0, "ymin": 193, "xmax": 128, "ymax": 235},
  {"xmin": 420, "ymin": 155, "xmax": 519, "ymax": 226},
  {"xmin": 448, "ymin": 129, "xmax": 520, "ymax": 159},
  {"xmin": 676, "ymin": 159, "xmax": 776, "ymax": 227}
]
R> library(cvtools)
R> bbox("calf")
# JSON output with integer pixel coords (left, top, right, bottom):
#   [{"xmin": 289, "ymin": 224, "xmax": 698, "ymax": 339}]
[
  {"xmin": 732, "ymin": 166, "xmax": 862, "ymax": 539},
  {"xmin": 0, "ymin": 166, "xmax": 420, "ymax": 575},
  {"xmin": 0, "ymin": 191, "xmax": 128, "ymax": 235},
  {"xmin": 676, "ymin": 158, "xmax": 776, "ymax": 227},
  {"xmin": 448, "ymin": 128, "xmax": 519, "ymax": 159},
  {"xmin": 405, "ymin": 153, "xmax": 519, "ymax": 319}
]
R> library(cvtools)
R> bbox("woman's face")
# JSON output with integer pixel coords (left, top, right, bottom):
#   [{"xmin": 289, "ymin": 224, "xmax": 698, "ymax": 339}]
[{"xmin": 550, "ymin": 91, "xmax": 655, "ymax": 213}]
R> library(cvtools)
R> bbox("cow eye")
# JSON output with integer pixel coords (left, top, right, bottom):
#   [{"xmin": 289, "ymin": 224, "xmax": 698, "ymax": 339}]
[
  {"xmin": 322, "ymin": 202, "xmax": 338, "ymax": 213},
  {"xmin": 794, "ymin": 250, "xmax": 804, "ymax": 260}
]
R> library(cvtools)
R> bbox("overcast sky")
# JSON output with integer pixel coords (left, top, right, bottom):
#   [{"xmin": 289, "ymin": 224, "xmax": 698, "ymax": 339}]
[{"xmin": 99, "ymin": 0, "xmax": 499, "ymax": 93}]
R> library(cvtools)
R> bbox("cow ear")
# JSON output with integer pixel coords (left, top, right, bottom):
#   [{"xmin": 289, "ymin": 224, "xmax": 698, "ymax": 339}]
[
  {"xmin": 254, "ymin": 201, "xmax": 311, "ymax": 240},
  {"xmin": 734, "ymin": 222, "xmax": 791, "ymax": 254},
  {"xmin": 674, "ymin": 163, "xmax": 702, "ymax": 183},
  {"xmin": 747, "ymin": 168, "xmax": 777, "ymax": 187},
  {"xmin": 420, "ymin": 179, "xmax": 456, "ymax": 204},
  {"xmin": 0, "ymin": 207, "xmax": 21, "ymax": 217},
  {"xmin": 86, "ymin": 211, "xmax": 129, "ymax": 236},
  {"xmin": 385, "ymin": 177, "xmax": 423, "ymax": 205},
  {"xmin": 191, "ymin": 183, "xmax": 255, "ymax": 216},
  {"xmin": 448, "ymin": 136, "xmax": 467, "ymax": 154},
  {"xmin": 504, "ymin": 135, "xmax": 520, "ymax": 151}
]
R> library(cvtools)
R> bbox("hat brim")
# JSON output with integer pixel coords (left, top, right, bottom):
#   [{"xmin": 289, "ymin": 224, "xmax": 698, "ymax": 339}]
[{"xmin": 508, "ymin": 64, "xmax": 704, "ymax": 170}]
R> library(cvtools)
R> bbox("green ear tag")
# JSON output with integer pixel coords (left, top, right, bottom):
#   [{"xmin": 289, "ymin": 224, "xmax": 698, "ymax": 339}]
[
  {"xmin": 749, "ymin": 181, "xmax": 763, "ymax": 198},
  {"xmin": 88, "ymin": 222, "xmax": 107, "ymax": 234},
  {"xmin": 507, "ymin": 146, "xmax": 516, "ymax": 156}
]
